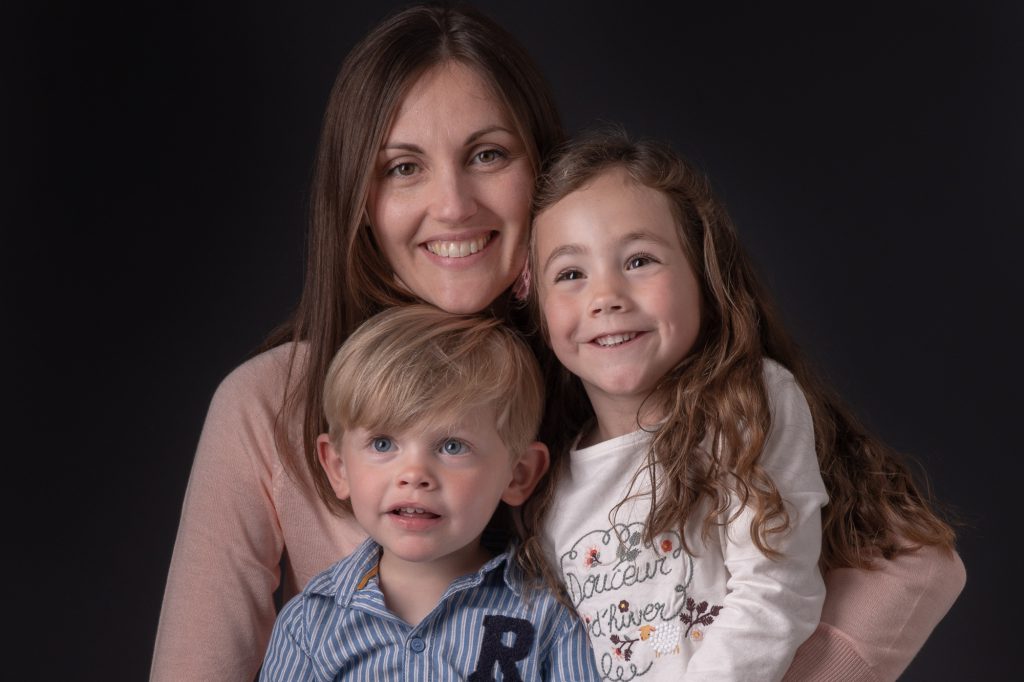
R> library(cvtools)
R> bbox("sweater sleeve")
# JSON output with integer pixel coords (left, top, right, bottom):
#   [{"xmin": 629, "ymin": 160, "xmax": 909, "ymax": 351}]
[
  {"xmin": 682, "ymin": 364, "xmax": 828, "ymax": 681},
  {"xmin": 150, "ymin": 350, "xmax": 294, "ymax": 682},
  {"xmin": 783, "ymin": 545, "xmax": 966, "ymax": 681}
]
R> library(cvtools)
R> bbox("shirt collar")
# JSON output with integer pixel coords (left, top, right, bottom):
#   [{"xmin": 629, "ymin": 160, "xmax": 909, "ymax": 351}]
[{"xmin": 313, "ymin": 537, "xmax": 527, "ymax": 607}]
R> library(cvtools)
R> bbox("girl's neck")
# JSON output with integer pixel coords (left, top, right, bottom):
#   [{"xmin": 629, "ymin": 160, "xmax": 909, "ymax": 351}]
[{"xmin": 580, "ymin": 393, "xmax": 664, "ymax": 448}]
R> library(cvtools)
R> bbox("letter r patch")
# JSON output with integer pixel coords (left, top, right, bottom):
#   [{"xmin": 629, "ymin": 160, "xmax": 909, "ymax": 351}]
[{"xmin": 468, "ymin": 615, "xmax": 535, "ymax": 681}]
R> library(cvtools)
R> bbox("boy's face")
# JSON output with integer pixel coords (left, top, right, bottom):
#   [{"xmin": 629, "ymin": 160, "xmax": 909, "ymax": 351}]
[
  {"xmin": 318, "ymin": 405, "xmax": 546, "ymax": 574},
  {"xmin": 534, "ymin": 168, "xmax": 702, "ymax": 431}
]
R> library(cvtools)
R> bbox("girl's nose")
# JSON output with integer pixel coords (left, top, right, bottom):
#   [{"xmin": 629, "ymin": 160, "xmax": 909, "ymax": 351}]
[
  {"xmin": 428, "ymin": 167, "xmax": 478, "ymax": 224},
  {"xmin": 589, "ymin": 275, "xmax": 629, "ymax": 316}
]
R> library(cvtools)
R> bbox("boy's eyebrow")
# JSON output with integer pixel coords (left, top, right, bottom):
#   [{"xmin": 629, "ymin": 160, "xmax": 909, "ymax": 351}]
[{"xmin": 542, "ymin": 243, "xmax": 587, "ymax": 272}]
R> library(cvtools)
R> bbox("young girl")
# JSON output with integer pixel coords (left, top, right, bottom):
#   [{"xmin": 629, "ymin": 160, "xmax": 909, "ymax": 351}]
[{"xmin": 521, "ymin": 129, "xmax": 960, "ymax": 681}]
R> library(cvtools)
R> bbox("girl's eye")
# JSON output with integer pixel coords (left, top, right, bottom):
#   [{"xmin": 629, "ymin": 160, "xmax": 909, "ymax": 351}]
[
  {"xmin": 371, "ymin": 437, "xmax": 394, "ymax": 452},
  {"xmin": 626, "ymin": 253, "xmax": 656, "ymax": 270},
  {"xmin": 554, "ymin": 268, "xmax": 584, "ymax": 283},
  {"xmin": 440, "ymin": 438, "xmax": 468, "ymax": 456},
  {"xmin": 473, "ymin": 148, "xmax": 505, "ymax": 164},
  {"xmin": 387, "ymin": 162, "xmax": 418, "ymax": 178}
]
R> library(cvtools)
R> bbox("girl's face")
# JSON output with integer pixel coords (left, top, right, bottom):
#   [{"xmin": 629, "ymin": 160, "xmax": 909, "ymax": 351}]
[
  {"xmin": 366, "ymin": 62, "xmax": 534, "ymax": 314},
  {"xmin": 534, "ymin": 168, "xmax": 702, "ymax": 435}
]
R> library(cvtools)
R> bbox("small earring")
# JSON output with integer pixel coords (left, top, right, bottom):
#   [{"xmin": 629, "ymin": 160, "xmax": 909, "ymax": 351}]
[{"xmin": 512, "ymin": 262, "xmax": 531, "ymax": 301}]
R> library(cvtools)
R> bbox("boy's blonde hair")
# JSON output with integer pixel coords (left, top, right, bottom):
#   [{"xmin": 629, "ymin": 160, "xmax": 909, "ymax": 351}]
[{"xmin": 318, "ymin": 304, "xmax": 544, "ymax": 516}]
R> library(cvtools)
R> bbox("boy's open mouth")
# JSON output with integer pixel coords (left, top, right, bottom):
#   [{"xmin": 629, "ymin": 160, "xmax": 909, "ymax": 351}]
[{"xmin": 390, "ymin": 507, "xmax": 440, "ymax": 519}]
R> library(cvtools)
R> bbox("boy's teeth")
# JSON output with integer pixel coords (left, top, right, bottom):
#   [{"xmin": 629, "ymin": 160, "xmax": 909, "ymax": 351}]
[
  {"xmin": 595, "ymin": 333, "xmax": 637, "ymax": 347},
  {"xmin": 425, "ymin": 233, "xmax": 491, "ymax": 258},
  {"xmin": 397, "ymin": 507, "xmax": 428, "ymax": 515}
]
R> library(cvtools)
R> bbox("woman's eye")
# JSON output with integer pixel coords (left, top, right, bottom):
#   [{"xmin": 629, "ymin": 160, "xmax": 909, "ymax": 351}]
[
  {"xmin": 371, "ymin": 437, "xmax": 394, "ymax": 452},
  {"xmin": 387, "ymin": 162, "xmax": 418, "ymax": 177},
  {"xmin": 441, "ymin": 439, "xmax": 467, "ymax": 455},
  {"xmin": 473, "ymin": 148, "xmax": 505, "ymax": 164},
  {"xmin": 554, "ymin": 268, "xmax": 584, "ymax": 283}
]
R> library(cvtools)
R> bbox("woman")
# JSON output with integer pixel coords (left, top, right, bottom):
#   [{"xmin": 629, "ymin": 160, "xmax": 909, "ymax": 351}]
[{"xmin": 150, "ymin": 5, "xmax": 963, "ymax": 681}]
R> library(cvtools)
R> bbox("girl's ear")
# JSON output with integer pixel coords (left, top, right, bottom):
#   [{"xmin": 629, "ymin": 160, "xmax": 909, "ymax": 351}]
[
  {"xmin": 317, "ymin": 433, "xmax": 351, "ymax": 501},
  {"xmin": 501, "ymin": 441, "xmax": 550, "ymax": 507}
]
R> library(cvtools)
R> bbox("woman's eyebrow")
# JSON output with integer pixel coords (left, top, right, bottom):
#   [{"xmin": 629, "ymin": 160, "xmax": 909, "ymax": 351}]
[
  {"xmin": 543, "ymin": 243, "xmax": 587, "ymax": 272},
  {"xmin": 380, "ymin": 125, "xmax": 514, "ymax": 153},
  {"xmin": 380, "ymin": 142, "xmax": 422, "ymax": 153},
  {"xmin": 464, "ymin": 125, "xmax": 515, "ymax": 145}
]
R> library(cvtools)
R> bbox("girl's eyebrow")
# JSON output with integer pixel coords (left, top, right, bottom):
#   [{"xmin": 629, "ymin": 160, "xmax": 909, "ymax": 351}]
[
  {"xmin": 381, "ymin": 125, "xmax": 516, "ymax": 153},
  {"xmin": 620, "ymin": 230, "xmax": 671, "ymax": 246},
  {"xmin": 542, "ymin": 243, "xmax": 587, "ymax": 273}
]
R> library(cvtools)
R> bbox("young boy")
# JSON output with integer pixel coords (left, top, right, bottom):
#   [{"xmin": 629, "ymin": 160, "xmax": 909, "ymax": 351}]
[{"xmin": 260, "ymin": 305, "xmax": 600, "ymax": 681}]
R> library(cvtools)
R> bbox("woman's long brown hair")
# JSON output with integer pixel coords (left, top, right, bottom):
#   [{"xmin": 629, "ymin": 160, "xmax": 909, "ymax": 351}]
[
  {"xmin": 259, "ymin": 3, "xmax": 563, "ymax": 510},
  {"xmin": 519, "ymin": 128, "xmax": 955, "ymax": 582}
]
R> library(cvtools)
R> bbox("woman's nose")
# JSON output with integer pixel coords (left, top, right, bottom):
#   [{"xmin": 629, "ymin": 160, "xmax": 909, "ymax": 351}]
[{"xmin": 427, "ymin": 167, "xmax": 478, "ymax": 224}]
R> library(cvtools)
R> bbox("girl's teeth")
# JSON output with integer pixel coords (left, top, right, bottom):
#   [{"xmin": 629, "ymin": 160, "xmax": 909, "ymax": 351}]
[
  {"xmin": 426, "ymin": 233, "xmax": 491, "ymax": 258},
  {"xmin": 596, "ymin": 333, "xmax": 637, "ymax": 347}
]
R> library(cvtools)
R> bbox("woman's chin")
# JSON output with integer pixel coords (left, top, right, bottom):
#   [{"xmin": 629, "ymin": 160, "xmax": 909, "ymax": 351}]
[{"xmin": 419, "ymin": 280, "xmax": 515, "ymax": 315}]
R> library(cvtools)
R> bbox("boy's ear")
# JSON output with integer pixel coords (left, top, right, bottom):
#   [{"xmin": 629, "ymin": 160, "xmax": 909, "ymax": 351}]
[
  {"xmin": 501, "ymin": 441, "xmax": 550, "ymax": 507},
  {"xmin": 317, "ymin": 433, "xmax": 350, "ymax": 501}
]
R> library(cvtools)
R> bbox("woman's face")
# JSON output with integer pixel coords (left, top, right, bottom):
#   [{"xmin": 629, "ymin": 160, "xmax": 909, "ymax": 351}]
[{"xmin": 366, "ymin": 62, "xmax": 534, "ymax": 314}]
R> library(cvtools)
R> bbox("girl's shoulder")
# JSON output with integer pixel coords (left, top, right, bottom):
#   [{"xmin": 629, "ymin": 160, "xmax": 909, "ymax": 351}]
[
  {"xmin": 760, "ymin": 356, "xmax": 796, "ymax": 386},
  {"xmin": 760, "ymin": 357, "xmax": 804, "ymax": 402}
]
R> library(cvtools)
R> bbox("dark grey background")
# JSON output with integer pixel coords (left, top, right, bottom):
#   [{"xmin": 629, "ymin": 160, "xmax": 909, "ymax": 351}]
[{"xmin": 9, "ymin": 1, "xmax": 1019, "ymax": 679}]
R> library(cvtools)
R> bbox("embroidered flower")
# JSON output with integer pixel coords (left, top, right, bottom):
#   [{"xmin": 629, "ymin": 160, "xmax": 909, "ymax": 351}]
[
  {"xmin": 614, "ymin": 647, "xmax": 623, "ymax": 658},
  {"xmin": 690, "ymin": 629, "xmax": 703, "ymax": 641},
  {"xmin": 584, "ymin": 546, "xmax": 601, "ymax": 568},
  {"xmin": 660, "ymin": 538, "xmax": 673, "ymax": 552},
  {"xmin": 617, "ymin": 600, "xmax": 630, "ymax": 612}
]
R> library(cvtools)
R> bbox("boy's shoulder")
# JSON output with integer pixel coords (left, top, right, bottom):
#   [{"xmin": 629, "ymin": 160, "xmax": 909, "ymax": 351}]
[{"xmin": 277, "ymin": 538, "xmax": 382, "ymax": 635}]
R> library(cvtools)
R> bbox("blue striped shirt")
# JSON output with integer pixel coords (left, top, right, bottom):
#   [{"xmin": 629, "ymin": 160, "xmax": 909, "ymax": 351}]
[{"xmin": 261, "ymin": 538, "xmax": 600, "ymax": 681}]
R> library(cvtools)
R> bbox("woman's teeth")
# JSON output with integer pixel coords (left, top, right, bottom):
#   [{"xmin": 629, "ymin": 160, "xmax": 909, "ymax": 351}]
[
  {"xmin": 425, "ymin": 233, "xmax": 491, "ymax": 258},
  {"xmin": 595, "ymin": 332, "xmax": 637, "ymax": 347}
]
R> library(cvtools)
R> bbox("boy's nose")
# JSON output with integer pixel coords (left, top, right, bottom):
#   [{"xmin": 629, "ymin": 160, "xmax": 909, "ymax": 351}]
[{"xmin": 396, "ymin": 457, "xmax": 437, "ymax": 489}]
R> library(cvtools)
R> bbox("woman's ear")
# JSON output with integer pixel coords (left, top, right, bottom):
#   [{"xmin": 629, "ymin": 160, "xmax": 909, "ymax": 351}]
[
  {"xmin": 317, "ymin": 433, "xmax": 350, "ymax": 501},
  {"xmin": 501, "ymin": 441, "xmax": 550, "ymax": 507}
]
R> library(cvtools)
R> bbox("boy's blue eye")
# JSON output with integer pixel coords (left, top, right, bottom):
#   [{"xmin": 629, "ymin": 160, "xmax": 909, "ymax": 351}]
[
  {"xmin": 441, "ymin": 439, "xmax": 467, "ymax": 455},
  {"xmin": 372, "ymin": 437, "xmax": 393, "ymax": 452}
]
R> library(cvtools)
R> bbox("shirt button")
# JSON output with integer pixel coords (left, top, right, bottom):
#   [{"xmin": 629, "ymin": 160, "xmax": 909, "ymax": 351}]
[{"xmin": 409, "ymin": 637, "xmax": 426, "ymax": 653}]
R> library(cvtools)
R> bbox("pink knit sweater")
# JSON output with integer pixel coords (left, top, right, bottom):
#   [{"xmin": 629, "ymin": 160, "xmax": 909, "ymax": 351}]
[{"xmin": 150, "ymin": 344, "xmax": 965, "ymax": 681}]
